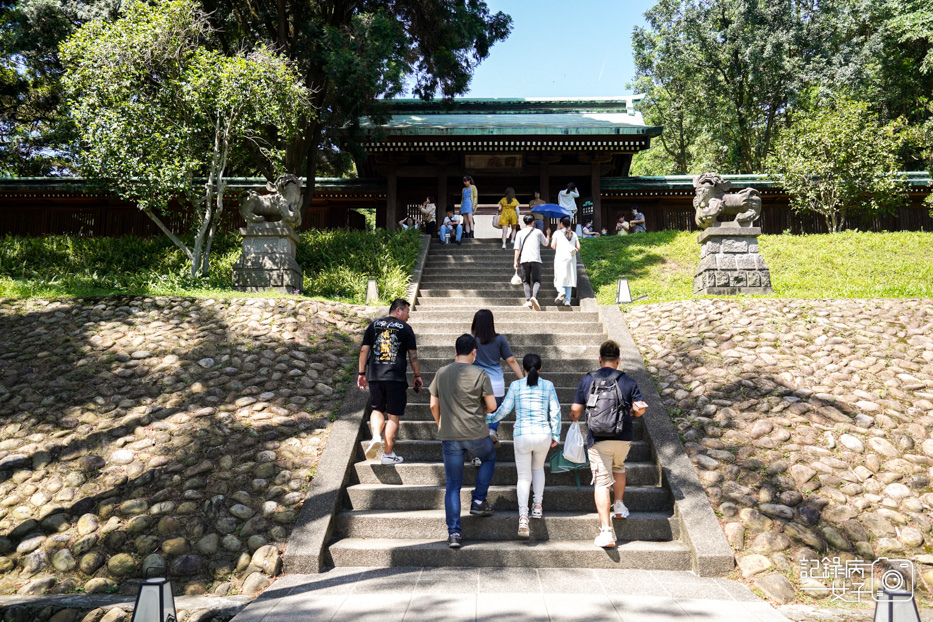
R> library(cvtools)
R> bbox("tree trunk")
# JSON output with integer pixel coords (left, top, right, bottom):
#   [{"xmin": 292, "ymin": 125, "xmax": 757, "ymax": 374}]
[
  {"xmin": 300, "ymin": 118, "xmax": 322, "ymax": 226},
  {"xmin": 143, "ymin": 208, "xmax": 193, "ymax": 261}
]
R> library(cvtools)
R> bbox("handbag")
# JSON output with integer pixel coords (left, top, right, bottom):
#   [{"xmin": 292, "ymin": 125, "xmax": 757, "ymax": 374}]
[
  {"xmin": 510, "ymin": 270, "xmax": 522, "ymax": 285},
  {"xmin": 549, "ymin": 445, "xmax": 590, "ymax": 489},
  {"xmin": 492, "ymin": 213, "xmax": 502, "ymax": 229},
  {"xmin": 563, "ymin": 421, "xmax": 587, "ymax": 463}
]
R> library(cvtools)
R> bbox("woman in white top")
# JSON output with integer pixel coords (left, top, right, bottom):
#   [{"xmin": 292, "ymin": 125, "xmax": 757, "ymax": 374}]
[
  {"xmin": 551, "ymin": 216, "xmax": 579, "ymax": 306},
  {"xmin": 557, "ymin": 182, "xmax": 579, "ymax": 217}
]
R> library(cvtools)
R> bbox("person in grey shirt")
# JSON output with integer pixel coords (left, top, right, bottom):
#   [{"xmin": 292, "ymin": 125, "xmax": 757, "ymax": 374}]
[
  {"xmin": 429, "ymin": 334, "xmax": 497, "ymax": 549},
  {"xmin": 513, "ymin": 215, "xmax": 550, "ymax": 311}
]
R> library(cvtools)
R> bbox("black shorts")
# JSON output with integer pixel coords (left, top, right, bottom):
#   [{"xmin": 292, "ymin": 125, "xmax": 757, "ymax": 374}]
[{"xmin": 369, "ymin": 381, "xmax": 408, "ymax": 417}]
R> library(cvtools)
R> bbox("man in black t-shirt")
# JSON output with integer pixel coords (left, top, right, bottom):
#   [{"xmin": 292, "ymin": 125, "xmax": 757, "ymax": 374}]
[
  {"xmin": 358, "ymin": 298, "xmax": 422, "ymax": 465},
  {"xmin": 570, "ymin": 340, "xmax": 648, "ymax": 548}
]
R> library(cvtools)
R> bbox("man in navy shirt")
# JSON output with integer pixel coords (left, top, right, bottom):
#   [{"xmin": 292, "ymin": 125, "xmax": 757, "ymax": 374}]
[{"xmin": 570, "ymin": 340, "xmax": 648, "ymax": 548}]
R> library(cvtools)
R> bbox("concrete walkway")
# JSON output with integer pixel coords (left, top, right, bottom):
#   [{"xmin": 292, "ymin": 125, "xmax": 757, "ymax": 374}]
[{"xmin": 232, "ymin": 568, "xmax": 789, "ymax": 621}]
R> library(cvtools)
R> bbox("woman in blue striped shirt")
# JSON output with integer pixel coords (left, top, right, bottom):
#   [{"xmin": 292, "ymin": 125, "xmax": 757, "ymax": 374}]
[{"xmin": 487, "ymin": 353, "xmax": 562, "ymax": 538}]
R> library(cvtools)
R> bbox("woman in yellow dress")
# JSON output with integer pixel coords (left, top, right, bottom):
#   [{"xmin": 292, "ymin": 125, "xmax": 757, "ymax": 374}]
[{"xmin": 497, "ymin": 187, "xmax": 520, "ymax": 249}]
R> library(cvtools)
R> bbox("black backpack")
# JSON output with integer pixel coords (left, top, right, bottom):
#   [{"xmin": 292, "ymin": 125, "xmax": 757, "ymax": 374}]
[{"xmin": 584, "ymin": 370, "xmax": 630, "ymax": 436}]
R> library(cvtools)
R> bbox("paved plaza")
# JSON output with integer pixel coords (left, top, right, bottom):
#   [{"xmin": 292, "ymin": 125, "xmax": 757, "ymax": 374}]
[{"xmin": 231, "ymin": 567, "xmax": 789, "ymax": 621}]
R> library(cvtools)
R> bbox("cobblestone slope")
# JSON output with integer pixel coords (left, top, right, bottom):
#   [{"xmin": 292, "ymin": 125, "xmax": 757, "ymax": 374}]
[
  {"xmin": 0, "ymin": 297, "xmax": 367, "ymax": 607},
  {"xmin": 627, "ymin": 298, "xmax": 933, "ymax": 605}
]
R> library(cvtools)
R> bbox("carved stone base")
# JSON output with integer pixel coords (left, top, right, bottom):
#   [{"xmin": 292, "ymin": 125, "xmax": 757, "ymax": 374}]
[
  {"xmin": 232, "ymin": 223, "xmax": 303, "ymax": 293},
  {"xmin": 693, "ymin": 224, "xmax": 773, "ymax": 295}
]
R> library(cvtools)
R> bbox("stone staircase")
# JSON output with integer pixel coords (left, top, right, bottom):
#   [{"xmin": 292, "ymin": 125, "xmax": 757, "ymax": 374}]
[{"xmin": 326, "ymin": 238, "xmax": 692, "ymax": 569}]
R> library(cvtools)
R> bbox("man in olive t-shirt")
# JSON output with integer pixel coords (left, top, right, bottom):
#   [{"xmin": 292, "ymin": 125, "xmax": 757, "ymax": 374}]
[{"xmin": 429, "ymin": 334, "xmax": 497, "ymax": 549}]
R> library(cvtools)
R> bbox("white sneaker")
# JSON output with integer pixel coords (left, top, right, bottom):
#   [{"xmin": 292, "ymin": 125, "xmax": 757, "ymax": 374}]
[
  {"xmin": 489, "ymin": 430, "xmax": 500, "ymax": 448},
  {"xmin": 365, "ymin": 436, "xmax": 383, "ymax": 460},
  {"xmin": 471, "ymin": 457, "xmax": 482, "ymax": 467},
  {"xmin": 530, "ymin": 298, "xmax": 541, "ymax": 311},
  {"xmin": 381, "ymin": 453, "xmax": 404, "ymax": 465},
  {"xmin": 523, "ymin": 300, "xmax": 533, "ymax": 309},
  {"xmin": 518, "ymin": 515, "xmax": 530, "ymax": 538},
  {"xmin": 594, "ymin": 527, "xmax": 616, "ymax": 548},
  {"xmin": 613, "ymin": 500, "xmax": 630, "ymax": 519},
  {"xmin": 531, "ymin": 504, "xmax": 543, "ymax": 519},
  {"xmin": 502, "ymin": 243, "xmax": 507, "ymax": 249},
  {"xmin": 563, "ymin": 299, "xmax": 571, "ymax": 307},
  {"xmin": 555, "ymin": 293, "xmax": 565, "ymax": 303}
]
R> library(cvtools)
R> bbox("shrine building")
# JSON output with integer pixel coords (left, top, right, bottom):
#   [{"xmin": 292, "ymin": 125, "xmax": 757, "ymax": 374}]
[{"xmin": 1, "ymin": 96, "xmax": 931, "ymax": 236}]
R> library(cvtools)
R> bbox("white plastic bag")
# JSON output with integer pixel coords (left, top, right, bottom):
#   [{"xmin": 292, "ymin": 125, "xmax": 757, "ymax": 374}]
[
  {"xmin": 563, "ymin": 421, "xmax": 587, "ymax": 464},
  {"xmin": 510, "ymin": 270, "xmax": 522, "ymax": 286}
]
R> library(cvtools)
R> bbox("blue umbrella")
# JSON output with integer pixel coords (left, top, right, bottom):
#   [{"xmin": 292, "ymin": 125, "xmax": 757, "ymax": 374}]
[{"xmin": 530, "ymin": 203, "xmax": 572, "ymax": 219}]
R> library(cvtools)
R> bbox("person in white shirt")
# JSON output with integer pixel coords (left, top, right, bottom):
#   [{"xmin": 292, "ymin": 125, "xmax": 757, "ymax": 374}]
[
  {"xmin": 419, "ymin": 196, "xmax": 437, "ymax": 237},
  {"xmin": 398, "ymin": 216, "xmax": 417, "ymax": 230},
  {"xmin": 439, "ymin": 208, "xmax": 463, "ymax": 244},
  {"xmin": 551, "ymin": 216, "xmax": 580, "ymax": 306},
  {"xmin": 557, "ymin": 182, "xmax": 579, "ymax": 217},
  {"xmin": 513, "ymin": 215, "xmax": 551, "ymax": 311},
  {"xmin": 581, "ymin": 219, "xmax": 600, "ymax": 238}
]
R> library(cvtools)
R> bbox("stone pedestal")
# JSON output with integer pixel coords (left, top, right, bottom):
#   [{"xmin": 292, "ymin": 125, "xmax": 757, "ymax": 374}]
[
  {"xmin": 232, "ymin": 222, "xmax": 303, "ymax": 293},
  {"xmin": 693, "ymin": 224, "xmax": 773, "ymax": 295}
]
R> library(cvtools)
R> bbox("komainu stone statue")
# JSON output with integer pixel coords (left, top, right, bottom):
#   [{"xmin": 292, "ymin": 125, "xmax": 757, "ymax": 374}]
[
  {"xmin": 692, "ymin": 172, "xmax": 772, "ymax": 295},
  {"xmin": 232, "ymin": 174, "xmax": 304, "ymax": 293},
  {"xmin": 239, "ymin": 173, "xmax": 302, "ymax": 229},
  {"xmin": 692, "ymin": 173, "xmax": 761, "ymax": 229}
]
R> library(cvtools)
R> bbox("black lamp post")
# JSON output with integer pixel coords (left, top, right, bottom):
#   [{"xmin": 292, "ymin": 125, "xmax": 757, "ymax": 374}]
[{"xmin": 130, "ymin": 566, "xmax": 177, "ymax": 622}]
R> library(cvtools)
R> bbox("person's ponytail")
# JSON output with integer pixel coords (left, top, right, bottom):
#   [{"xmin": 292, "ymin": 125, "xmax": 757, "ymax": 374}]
[
  {"xmin": 561, "ymin": 216, "xmax": 573, "ymax": 241},
  {"xmin": 523, "ymin": 353, "xmax": 542, "ymax": 387}
]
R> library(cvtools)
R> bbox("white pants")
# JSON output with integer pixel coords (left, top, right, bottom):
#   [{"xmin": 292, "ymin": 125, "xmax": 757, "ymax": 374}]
[{"xmin": 514, "ymin": 433, "xmax": 552, "ymax": 515}]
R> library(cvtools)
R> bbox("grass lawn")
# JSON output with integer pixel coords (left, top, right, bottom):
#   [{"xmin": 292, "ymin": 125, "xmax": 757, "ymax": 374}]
[
  {"xmin": 0, "ymin": 228, "xmax": 422, "ymax": 304},
  {"xmin": 580, "ymin": 230, "xmax": 933, "ymax": 305}
]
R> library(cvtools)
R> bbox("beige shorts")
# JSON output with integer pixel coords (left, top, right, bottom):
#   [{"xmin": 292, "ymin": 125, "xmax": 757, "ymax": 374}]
[{"xmin": 588, "ymin": 440, "xmax": 631, "ymax": 488}]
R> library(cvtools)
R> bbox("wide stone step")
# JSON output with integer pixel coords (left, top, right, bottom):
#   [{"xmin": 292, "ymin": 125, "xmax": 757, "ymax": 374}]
[
  {"xmin": 335, "ymin": 510, "xmax": 679, "ymax": 542},
  {"xmin": 414, "ymin": 357, "xmax": 602, "ymax": 373},
  {"xmin": 328, "ymin": 538, "xmax": 692, "ymax": 570},
  {"xmin": 345, "ymin": 484, "xmax": 671, "ymax": 512},
  {"xmin": 408, "ymin": 311, "xmax": 599, "ymax": 323},
  {"xmin": 407, "ymin": 370, "xmax": 597, "ymax": 387},
  {"xmin": 414, "ymin": 344, "xmax": 601, "ymax": 359},
  {"xmin": 421, "ymin": 267, "xmax": 557, "ymax": 277},
  {"xmin": 390, "ymin": 402, "xmax": 584, "ymax": 420},
  {"xmin": 390, "ymin": 419, "xmax": 644, "ymax": 440},
  {"xmin": 413, "ymin": 333, "xmax": 607, "ymax": 347},
  {"xmin": 415, "ymin": 300, "xmax": 579, "ymax": 312},
  {"xmin": 377, "ymin": 440, "xmax": 650, "ymax": 462},
  {"xmin": 403, "ymin": 395, "xmax": 595, "ymax": 410},
  {"xmin": 353, "ymin": 460, "xmax": 658, "ymax": 487}
]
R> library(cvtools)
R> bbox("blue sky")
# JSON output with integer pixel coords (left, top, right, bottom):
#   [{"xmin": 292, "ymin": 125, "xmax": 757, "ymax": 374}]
[{"xmin": 464, "ymin": 0, "xmax": 657, "ymax": 98}]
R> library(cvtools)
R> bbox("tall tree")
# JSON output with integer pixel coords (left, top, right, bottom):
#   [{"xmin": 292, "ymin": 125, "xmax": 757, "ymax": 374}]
[
  {"xmin": 62, "ymin": 0, "xmax": 311, "ymax": 277},
  {"xmin": 632, "ymin": 0, "xmax": 819, "ymax": 174},
  {"xmin": 766, "ymin": 99, "xmax": 907, "ymax": 232},
  {"xmin": 200, "ymin": 0, "xmax": 512, "ymax": 214},
  {"xmin": 0, "ymin": 0, "xmax": 120, "ymax": 175}
]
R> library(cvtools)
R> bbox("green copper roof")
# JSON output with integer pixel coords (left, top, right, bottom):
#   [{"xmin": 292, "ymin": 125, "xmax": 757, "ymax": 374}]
[
  {"xmin": 602, "ymin": 172, "xmax": 932, "ymax": 191},
  {"xmin": 0, "ymin": 177, "xmax": 386, "ymax": 194},
  {"xmin": 361, "ymin": 96, "xmax": 662, "ymax": 137}
]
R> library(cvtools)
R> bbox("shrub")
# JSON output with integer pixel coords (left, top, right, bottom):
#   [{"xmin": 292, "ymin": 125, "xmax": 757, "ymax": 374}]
[{"xmin": 0, "ymin": 228, "xmax": 421, "ymax": 303}]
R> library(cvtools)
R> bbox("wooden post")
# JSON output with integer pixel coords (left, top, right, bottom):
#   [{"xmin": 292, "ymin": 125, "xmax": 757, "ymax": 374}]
[
  {"xmin": 591, "ymin": 160, "xmax": 602, "ymax": 233},
  {"xmin": 386, "ymin": 163, "xmax": 398, "ymax": 230},
  {"xmin": 437, "ymin": 167, "xmax": 447, "ymax": 215},
  {"xmin": 539, "ymin": 162, "xmax": 550, "ymax": 203}
]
